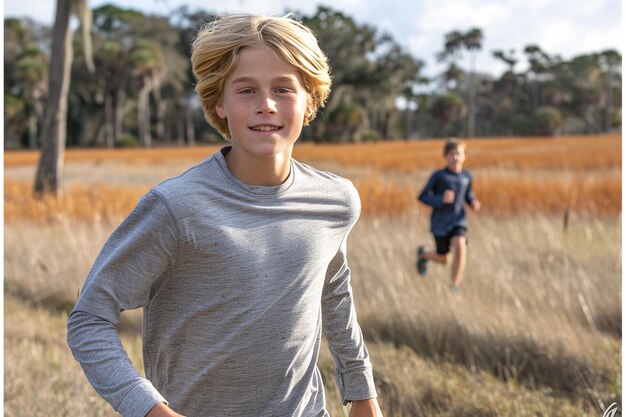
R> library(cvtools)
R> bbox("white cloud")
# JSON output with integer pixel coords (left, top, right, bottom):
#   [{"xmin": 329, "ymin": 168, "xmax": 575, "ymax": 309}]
[{"xmin": 4, "ymin": 0, "xmax": 55, "ymax": 24}]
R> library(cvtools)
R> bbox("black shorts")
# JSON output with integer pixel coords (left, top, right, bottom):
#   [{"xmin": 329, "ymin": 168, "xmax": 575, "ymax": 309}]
[{"xmin": 434, "ymin": 227, "xmax": 468, "ymax": 255}]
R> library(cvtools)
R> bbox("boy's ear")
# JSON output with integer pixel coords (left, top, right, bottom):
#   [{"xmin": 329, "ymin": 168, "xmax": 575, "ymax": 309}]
[{"xmin": 216, "ymin": 102, "xmax": 227, "ymax": 119}]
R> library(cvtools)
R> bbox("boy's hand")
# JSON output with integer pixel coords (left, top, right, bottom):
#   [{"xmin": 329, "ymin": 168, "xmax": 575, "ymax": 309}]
[
  {"xmin": 471, "ymin": 200, "xmax": 481, "ymax": 211},
  {"xmin": 349, "ymin": 399, "xmax": 384, "ymax": 417},
  {"xmin": 145, "ymin": 402, "xmax": 187, "ymax": 417},
  {"xmin": 442, "ymin": 189, "xmax": 455, "ymax": 204}
]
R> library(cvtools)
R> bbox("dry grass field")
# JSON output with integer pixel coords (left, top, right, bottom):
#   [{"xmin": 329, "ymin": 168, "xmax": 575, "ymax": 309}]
[{"xmin": 4, "ymin": 134, "xmax": 622, "ymax": 416}]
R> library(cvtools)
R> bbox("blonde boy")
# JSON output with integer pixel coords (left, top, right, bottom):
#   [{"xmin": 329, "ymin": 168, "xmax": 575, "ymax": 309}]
[
  {"xmin": 417, "ymin": 139, "xmax": 481, "ymax": 293},
  {"xmin": 67, "ymin": 13, "xmax": 382, "ymax": 417}
]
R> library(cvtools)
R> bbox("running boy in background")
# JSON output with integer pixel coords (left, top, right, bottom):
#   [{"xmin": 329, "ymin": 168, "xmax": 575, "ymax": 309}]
[
  {"xmin": 417, "ymin": 138, "xmax": 481, "ymax": 294},
  {"xmin": 68, "ymin": 13, "xmax": 382, "ymax": 417}
]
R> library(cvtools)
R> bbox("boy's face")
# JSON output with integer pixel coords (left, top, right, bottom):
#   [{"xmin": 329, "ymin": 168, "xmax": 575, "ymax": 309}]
[
  {"xmin": 216, "ymin": 45, "xmax": 308, "ymax": 159},
  {"xmin": 445, "ymin": 146, "xmax": 466, "ymax": 172}
]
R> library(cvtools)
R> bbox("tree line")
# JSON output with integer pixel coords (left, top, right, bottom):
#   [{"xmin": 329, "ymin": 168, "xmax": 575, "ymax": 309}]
[{"xmin": 4, "ymin": 3, "xmax": 622, "ymax": 151}]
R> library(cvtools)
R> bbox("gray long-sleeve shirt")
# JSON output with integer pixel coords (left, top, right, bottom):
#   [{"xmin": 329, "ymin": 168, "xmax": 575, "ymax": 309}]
[{"xmin": 67, "ymin": 147, "xmax": 377, "ymax": 417}]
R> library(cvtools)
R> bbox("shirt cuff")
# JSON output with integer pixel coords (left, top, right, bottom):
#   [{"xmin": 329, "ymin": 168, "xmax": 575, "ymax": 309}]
[
  {"xmin": 116, "ymin": 378, "xmax": 167, "ymax": 417},
  {"xmin": 335, "ymin": 367, "xmax": 378, "ymax": 405}
]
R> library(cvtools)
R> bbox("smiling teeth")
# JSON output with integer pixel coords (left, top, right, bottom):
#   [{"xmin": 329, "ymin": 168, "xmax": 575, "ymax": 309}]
[{"xmin": 252, "ymin": 126, "xmax": 279, "ymax": 131}]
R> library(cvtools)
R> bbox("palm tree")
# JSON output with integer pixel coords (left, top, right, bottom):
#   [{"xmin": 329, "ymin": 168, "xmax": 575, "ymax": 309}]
[
  {"xmin": 94, "ymin": 40, "xmax": 126, "ymax": 147},
  {"xmin": 5, "ymin": 19, "xmax": 50, "ymax": 149},
  {"xmin": 442, "ymin": 30, "xmax": 464, "ymax": 60},
  {"xmin": 93, "ymin": 5, "xmax": 144, "ymax": 147},
  {"xmin": 16, "ymin": 44, "xmax": 49, "ymax": 149},
  {"xmin": 492, "ymin": 49, "xmax": 517, "ymax": 74},
  {"xmin": 438, "ymin": 28, "xmax": 483, "ymax": 137},
  {"xmin": 523, "ymin": 44, "xmax": 551, "ymax": 111},
  {"xmin": 598, "ymin": 49, "xmax": 621, "ymax": 132},
  {"xmin": 129, "ymin": 40, "xmax": 164, "ymax": 148},
  {"xmin": 442, "ymin": 63, "xmax": 464, "ymax": 90},
  {"xmin": 34, "ymin": 0, "xmax": 94, "ymax": 196},
  {"xmin": 431, "ymin": 92, "xmax": 467, "ymax": 136}
]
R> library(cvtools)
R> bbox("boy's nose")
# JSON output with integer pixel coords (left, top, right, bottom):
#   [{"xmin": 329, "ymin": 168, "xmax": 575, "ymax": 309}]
[{"xmin": 256, "ymin": 94, "xmax": 277, "ymax": 113}]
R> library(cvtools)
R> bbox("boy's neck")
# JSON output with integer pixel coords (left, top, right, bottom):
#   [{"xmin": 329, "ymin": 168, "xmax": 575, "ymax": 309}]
[
  {"xmin": 224, "ymin": 146, "xmax": 292, "ymax": 186},
  {"xmin": 446, "ymin": 166, "xmax": 463, "ymax": 173}
]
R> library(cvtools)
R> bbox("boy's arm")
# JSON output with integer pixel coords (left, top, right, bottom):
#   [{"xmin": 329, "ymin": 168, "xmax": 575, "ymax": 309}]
[
  {"xmin": 321, "ymin": 237, "xmax": 378, "ymax": 407},
  {"xmin": 464, "ymin": 174, "xmax": 481, "ymax": 211},
  {"xmin": 145, "ymin": 402, "xmax": 186, "ymax": 417},
  {"xmin": 417, "ymin": 173, "xmax": 445, "ymax": 207},
  {"xmin": 67, "ymin": 191, "xmax": 179, "ymax": 417},
  {"xmin": 350, "ymin": 399, "xmax": 384, "ymax": 417}
]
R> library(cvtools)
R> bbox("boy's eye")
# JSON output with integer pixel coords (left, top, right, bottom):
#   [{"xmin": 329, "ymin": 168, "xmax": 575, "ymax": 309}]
[
  {"xmin": 238, "ymin": 88, "xmax": 255, "ymax": 94},
  {"xmin": 275, "ymin": 87, "xmax": 292, "ymax": 93}
]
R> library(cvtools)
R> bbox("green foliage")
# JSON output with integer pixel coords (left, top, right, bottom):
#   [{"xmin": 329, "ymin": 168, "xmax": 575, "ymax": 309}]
[
  {"xmin": 116, "ymin": 133, "xmax": 139, "ymax": 148},
  {"xmin": 4, "ymin": 93, "xmax": 26, "ymax": 118},
  {"xmin": 510, "ymin": 115, "xmax": 536, "ymax": 136},
  {"xmin": 92, "ymin": 4, "xmax": 145, "ymax": 35},
  {"xmin": 360, "ymin": 130, "xmax": 381, "ymax": 142},
  {"xmin": 431, "ymin": 92, "xmax": 466, "ymax": 135},
  {"xmin": 129, "ymin": 40, "xmax": 163, "ymax": 72},
  {"xmin": 324, "ymin": 101, "xmax": 368, "ymax": 142},
  {"xmin": 534, "ymin": 106, "xmax": 563, "ymax": 136},
  {"xmin": 2, "ymin": 6, "xmax": 622, "ymax": 148},
  {"xmin": 4, "ymin": 18, "xmax": 49, "ymax": 149},
  {"xmin": 609, "ymin": 108, "xmax": 621, "ymax": 128},
  {"xmin": 301, "ymin": 6, "xmax": 423, "ymax": 140}
]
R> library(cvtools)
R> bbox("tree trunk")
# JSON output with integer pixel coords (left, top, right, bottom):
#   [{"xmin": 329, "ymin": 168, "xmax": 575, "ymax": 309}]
[
  {"xmin": 114, "ymin": 71, "xmax": 128, "ymax": 145},
  {"xmin": 185, "ymin": 105, "xmax": 196, "ymax": 146},
  {"xmin": 104, "ymin": 91, "xmax": 115, "ymax": 148},
  {"xmin": 467, "ymin": 52, "xmax": 477, "ymax": 137},
  {"xmin": 137, "ymin": 77, "xmax": 152, "ymax": 148},
  {"xmin": 176, "ymin": 111, "xmax": 185, "ymax": 146},
  {"xmin": 530, "ymin": 73, "xmax": 540, "ymax": 111},
  {"xmin": 28, "ymin": 99, "xmax": 45, "ymax": 149},
  {"xmin": 604, "ymin": 70, "xmax": 613, "ymax": 132},
  {"xmin": 34, "ymin": 0, "xmax": 72, "ymax": 197},
  {"xmin": 28, "ymin": 114, "xmax": 38, "ymax": 149},
  {"xmin": 153, "ymin": 87, "xmax": 167, "ymax": 142}
]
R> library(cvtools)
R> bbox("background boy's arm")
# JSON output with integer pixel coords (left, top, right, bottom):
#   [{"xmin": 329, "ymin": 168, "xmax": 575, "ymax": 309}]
[
  {"xmin": 321, "ymin": 237, "xmax": 379, "ymax": 408},
  {"xmin": 464, "ymin": 174, "xmax": 481, "ymax": 211},
  {"xmin": 67, "ymin": 191, "xmax": 178, "ymax": 417},
  {"xmin": 417, "ymin": 172, "xmax": 445, "ymax": 207}
]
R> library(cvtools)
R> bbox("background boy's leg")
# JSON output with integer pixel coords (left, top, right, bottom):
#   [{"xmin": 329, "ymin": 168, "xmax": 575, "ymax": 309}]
[
  {"xmin": 424, "ymin": 250, "xmax": 448, "ymax": 264},
  {"xmin": 421, "ymin": 235, "xmax": 450, "ymax": 265},
  {"xmin": 450, "ymin": 236, "xmax": 467, "ymax": 287}
]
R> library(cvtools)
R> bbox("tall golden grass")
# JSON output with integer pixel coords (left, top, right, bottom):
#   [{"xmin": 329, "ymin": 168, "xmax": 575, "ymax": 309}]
[
  {"xmin": 4, "ymin": 215, "xmax": 621, "ymax": 416},
  {"xmin": 5, "ymin": 134, "xmax": 620, "ymax": 170},
  {"xmin": 5, "ymin": 172, "xmax": 619, "ymax": 222},
  {"xmin": 293, "ymin": 134, "xmax": 621, "ymax": 171},
  {"xmin": 4, "ymin": 134, "xmax": 622, "ymax": 416},
  {"xmin": 4, "ymin": 134, "xmax": 621, "ymax": 220},
  {"xmin": 4, "ymin": 181, "xmax": 148, "ymax": 224}
]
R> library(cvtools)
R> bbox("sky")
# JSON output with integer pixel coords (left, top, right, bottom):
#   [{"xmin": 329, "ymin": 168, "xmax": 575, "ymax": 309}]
[{"xmin": 3, "ymin": 0, "xmax": 623, "ymax": 78}]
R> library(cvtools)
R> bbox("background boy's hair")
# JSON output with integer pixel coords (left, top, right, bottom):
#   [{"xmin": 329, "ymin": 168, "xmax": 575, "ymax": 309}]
[
  {"xmin": 191, "ymin": 13, "xmax": 332, "ymax": 140},
  {"xmin": 443, "ymin": 138, "xmax": 467, "ymax": 155}
]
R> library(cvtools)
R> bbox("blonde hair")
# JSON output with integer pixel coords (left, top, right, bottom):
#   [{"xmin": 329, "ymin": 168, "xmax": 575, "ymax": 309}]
[{"xmin": 191, "ymin": 13, "xmax": 332, "ymax": 139}]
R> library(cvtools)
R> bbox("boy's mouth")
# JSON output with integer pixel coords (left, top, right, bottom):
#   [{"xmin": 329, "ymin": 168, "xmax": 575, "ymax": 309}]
[{"xmin": 250, "ymin": 125, "xmax": 281, "ymax": 132}]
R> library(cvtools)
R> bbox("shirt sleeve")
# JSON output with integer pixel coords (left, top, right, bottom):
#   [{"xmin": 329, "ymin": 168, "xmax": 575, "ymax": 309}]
[
  {"xmin": 418, "ymin": 172, "xmax": 444, "ymax": 207},
  {"xmin": 465, "ymin": 173, "xmax": 476, "ymax": 205},
  {"xmin": 67, "ymin": 190, "xmax": 179, "ymax": 417},
  {"xmin": 321, "ymin": 236, "xmax": 378, "ymax": 405}
]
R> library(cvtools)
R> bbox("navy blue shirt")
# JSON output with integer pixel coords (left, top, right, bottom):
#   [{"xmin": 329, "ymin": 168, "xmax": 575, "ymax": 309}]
[{"xmin": 418, "ymin": 168, "xmax": 476, "ymax": 236}]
